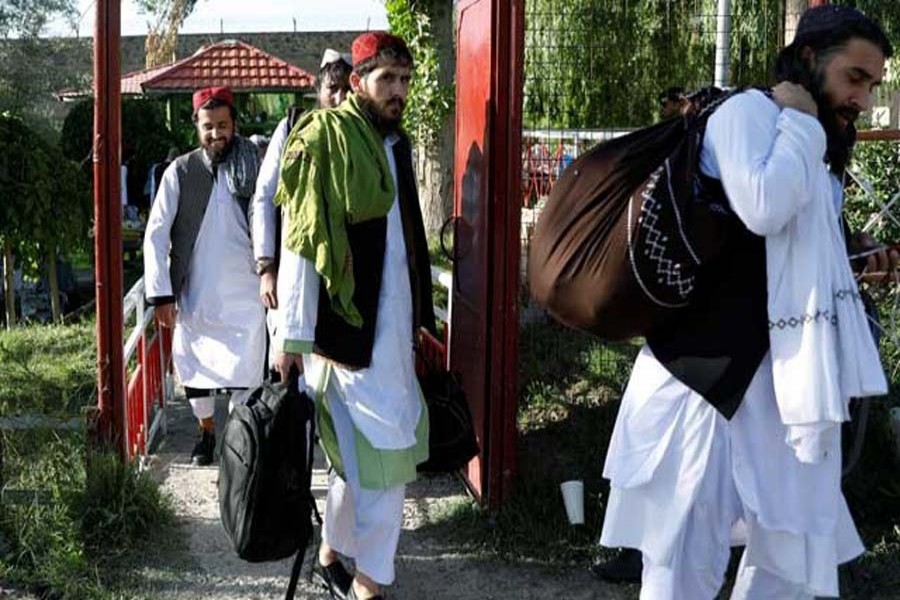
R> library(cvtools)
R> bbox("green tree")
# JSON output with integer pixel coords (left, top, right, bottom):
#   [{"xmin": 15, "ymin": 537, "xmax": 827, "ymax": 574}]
[
  {"xmin": 0, "ymin": 114, "xmax": 89, "ymax": 325},
  {"xmin": 0, "ymin": 0, "xmax": 79, "ymax": 117},
  {"xmin": 385, "ymin": 0, "xmax": 456, "ymax": 234},
  {"xmin": 135, "ymin": 0, "xmax": 199, "ymax": 67},
  {"xmin": 523, "ymin": 0, "xmax": 797, "ymax": 130}
]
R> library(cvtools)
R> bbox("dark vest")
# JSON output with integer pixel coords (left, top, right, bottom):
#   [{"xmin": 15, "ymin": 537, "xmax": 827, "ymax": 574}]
[
  {"xmin": 167, "ymin": 149, "xmax": 250, "ymax": 300},
  {"xmin": 312, "ymin": 134, "xmax": 437, "ymax": 369},
  {"xmin": 646, "ymin": 176, "xmax": 769, "ymax": 419}
]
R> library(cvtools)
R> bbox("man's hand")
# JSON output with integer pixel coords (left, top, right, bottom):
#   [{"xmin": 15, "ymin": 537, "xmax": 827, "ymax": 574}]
[
  {"xmin": 274, "ymin": 352, "xmax": 304, "ymax": 380},
  {"xmin": 260, "ymin": 270, "xmax": 278, "ymax": 309},
  {"xmin": 155, "ymin": 303, "xmax": 177, "ymax": 328},
  {"xmin": 773, "ymin": 82, "xmax": 818, "ymax": 118},
  {"xmin": 851, "ymin": 232, "xmax": 900, "ymax": 285}
]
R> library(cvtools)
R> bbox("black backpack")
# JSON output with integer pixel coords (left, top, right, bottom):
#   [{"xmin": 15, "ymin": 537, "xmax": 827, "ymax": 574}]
[{"xmin": 218, "ymin": 370, "xmax": 318, "ymax": 599}]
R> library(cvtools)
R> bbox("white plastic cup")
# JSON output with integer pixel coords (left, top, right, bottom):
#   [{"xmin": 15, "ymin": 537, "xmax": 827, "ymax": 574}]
[{"xmin": 560, "ymin": 480, "xmax": 585, "ymax": 525}]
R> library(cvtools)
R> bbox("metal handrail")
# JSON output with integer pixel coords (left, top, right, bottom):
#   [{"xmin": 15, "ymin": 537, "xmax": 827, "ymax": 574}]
[{"xmin": 122, "ymin": 277, "xmax": 172, "ymax": 464}]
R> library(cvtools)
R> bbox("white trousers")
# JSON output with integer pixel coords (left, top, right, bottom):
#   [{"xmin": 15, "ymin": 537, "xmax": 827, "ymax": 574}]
[
  {"xmin": 638, "ymin": 433, "xmax": 816, "ymax": 600},
  {"xmin": 188, "ymin": 388, "xmax": 253, "ymax": 421},
  {"xmin": 321, "ymin": 386, "xmax": 406, "ymax": 585}
]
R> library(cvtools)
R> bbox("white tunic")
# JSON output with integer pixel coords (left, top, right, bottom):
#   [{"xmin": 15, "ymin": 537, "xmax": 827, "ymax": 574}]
[
  {"xmin": 143, "ymin": 162, "xmax": 266, "ymax": 389},
  {"xmin": 278, "ymin": 134, "xmax": 422, "ymax": 450},
  {"xmin": 250, "ymin": 116, "xmax": 290, "ymax": 261},
  {"xmin": 600, "ymin": 91, "xmax": 867, "ymax": 597}
]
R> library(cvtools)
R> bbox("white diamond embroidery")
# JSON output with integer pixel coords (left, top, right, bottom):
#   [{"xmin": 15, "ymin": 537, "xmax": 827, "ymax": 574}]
[{"xmin": 638, "ymin": 169, "xmax": 695, "ymax": 299}]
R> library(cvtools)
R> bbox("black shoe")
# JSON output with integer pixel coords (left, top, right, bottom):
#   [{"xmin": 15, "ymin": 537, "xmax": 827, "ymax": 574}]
[
  {"xmin": 312, "ymin": 560, "xmax": 353, "ymax": 599},
  {"xmin": 590, "ymin": 548, "xmax": 642, "ymax": 584},
  {"xmin": 190, "ymin": 429, "xmax": 215, "ymax": 466}
]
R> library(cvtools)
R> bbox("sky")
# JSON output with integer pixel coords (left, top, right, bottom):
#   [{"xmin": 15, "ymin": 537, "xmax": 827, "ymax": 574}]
[{"xmin": 44, "ymin": 0, "xmax": 390, "ymax": 37}]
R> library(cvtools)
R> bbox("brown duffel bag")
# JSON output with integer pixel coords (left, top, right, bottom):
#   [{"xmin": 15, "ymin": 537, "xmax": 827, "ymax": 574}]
[{"xmin": 528, "ymin": 88, "xmax": 738, "ymax": 341}]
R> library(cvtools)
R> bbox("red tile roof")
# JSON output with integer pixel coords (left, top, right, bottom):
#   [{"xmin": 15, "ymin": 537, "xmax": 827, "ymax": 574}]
[
  {"xmin": 142, "ymin": 39, "xmax": 316, "ymax": 93},
  {"xmin": 57, "ymin": 39, "xmax": 315, "ymax": 100}
]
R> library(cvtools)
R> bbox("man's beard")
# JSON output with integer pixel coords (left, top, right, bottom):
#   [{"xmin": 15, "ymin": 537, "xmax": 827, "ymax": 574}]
[
  {"xmin": 203, "ymin": 136, "xmax": 234, "ymax": 165},
  {"xmin": 357, "ymin": 94, "xmax": 404, "ymax": 135},
  {"xmin": 810, "ymin": 68, "xmax": 858, "ymax": 176}
]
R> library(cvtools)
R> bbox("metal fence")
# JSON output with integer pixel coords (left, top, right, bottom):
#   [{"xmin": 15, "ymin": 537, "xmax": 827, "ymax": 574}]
[{"xmin": 518, "ymin": 0, "xmax": 810, "ymax": 388}]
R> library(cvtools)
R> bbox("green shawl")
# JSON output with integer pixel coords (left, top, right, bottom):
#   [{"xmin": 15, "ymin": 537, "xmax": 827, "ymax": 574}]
[{"xmin": 274, "ymin": 94, "xmax": 395, "ymax": 327}]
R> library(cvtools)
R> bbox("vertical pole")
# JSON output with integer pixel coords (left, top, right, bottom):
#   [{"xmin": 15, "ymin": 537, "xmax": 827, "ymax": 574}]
[
  {"xmin": 93, "ymin": 0, "xmax": 125, "ymax": 459},
  {"xmin": 714, "ymin": 0, "xmax": 732, "ymax": 88}
]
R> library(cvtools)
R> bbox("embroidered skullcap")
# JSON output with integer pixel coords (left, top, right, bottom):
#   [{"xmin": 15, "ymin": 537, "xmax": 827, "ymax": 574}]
[
  {"xmin": 796, "ymin": 5, "xmax": 876, "ymax": 40},
  {"xmin": 192, "ymin": 86, "xmax": 234, "ymax": 114},
  {"xmin": 320, "ymin": 48, "xmax": 352, "ymax": 70},
  {"xmin": 351, "ymin": 31, "xmax": 408, "ymax": 67}
]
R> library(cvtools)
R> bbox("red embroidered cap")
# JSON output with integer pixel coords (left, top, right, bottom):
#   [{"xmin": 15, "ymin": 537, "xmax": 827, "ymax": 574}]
[
  {"xmin": 192, "ymin": 86, "xmax": 234, "ymax": 114},
  {"xmin": 351, "ymin": 31, "xmax": 409, "ymax": 67}
]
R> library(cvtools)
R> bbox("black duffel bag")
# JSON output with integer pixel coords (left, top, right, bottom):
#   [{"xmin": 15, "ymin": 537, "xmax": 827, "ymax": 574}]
[{"xmin": 416, "ymin": 352, "xmax": 479, "ymax": 473}]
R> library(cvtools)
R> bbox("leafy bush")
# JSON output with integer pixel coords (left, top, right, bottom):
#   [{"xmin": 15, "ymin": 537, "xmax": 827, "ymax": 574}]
[
  {"xmin": 0, "ymin": 114, "xmax": 90, "ymax": 277},
  {"xmin": 61, "ymin": 98, "xmax": 182, "ymax": 205}
]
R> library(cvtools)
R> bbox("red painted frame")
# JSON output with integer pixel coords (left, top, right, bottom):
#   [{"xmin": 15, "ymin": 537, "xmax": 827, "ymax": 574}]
[
  {"xmin": 93, "ymin": 0, "xmax": 125, "ymax": 457},
  {"xmin": 451, "ymin": 0, "xmax": 524, "ymax": 510}
]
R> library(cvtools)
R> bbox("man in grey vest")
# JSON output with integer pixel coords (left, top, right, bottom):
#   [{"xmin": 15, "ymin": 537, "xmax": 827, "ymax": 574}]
[{"xmin": 143, "ymin": 86, "xmax": 266, "ymax": 466}]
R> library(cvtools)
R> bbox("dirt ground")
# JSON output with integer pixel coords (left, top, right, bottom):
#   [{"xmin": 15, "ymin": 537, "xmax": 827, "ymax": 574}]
[{"xmin": 137, "ymin": 394, "xmax": 639, "ymax": 600}]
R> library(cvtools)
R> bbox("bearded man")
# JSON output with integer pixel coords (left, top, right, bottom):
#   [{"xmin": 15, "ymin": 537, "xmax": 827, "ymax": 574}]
[
  {"xmin": 250, "ymin": 49, "xmax": 352, "ymax": 357},
  {"xmin": 599, "ymin": 6, "xmax": 896, "ymax": 599},
  {"xmin": 274, "ymin": 32, "xmax": 436, "ymax": 600},
  {"xmin": 143, "ymin": 86, "xmax": 265, "ymax": 467}
]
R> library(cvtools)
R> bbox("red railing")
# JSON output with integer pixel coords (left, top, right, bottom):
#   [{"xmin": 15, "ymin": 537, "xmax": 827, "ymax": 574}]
[{"xmin": 123, "ymin": 279, "xmax": 173, "ymax": 462}]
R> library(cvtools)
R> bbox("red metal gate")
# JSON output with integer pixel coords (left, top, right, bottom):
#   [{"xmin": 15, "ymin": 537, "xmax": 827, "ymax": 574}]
[{"xmin": 451, "ymin": 0, "xmax": 525, "ymax": 510}]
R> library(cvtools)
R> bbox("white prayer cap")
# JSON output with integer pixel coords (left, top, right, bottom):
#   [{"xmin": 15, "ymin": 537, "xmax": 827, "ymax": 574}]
[{"xmin": 320, "ymin": 48, "xmax": 352, "ymax": 70}]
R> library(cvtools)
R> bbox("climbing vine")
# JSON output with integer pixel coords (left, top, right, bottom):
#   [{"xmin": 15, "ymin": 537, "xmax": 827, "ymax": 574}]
[{"xmin": 384, "ymin": 0, "xmax": 455, "ymax": 148}]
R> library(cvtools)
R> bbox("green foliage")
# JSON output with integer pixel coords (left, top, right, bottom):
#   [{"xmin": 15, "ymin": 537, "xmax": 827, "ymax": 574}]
[
  {"xmin": 0, "ymin": 113, "xmax": 90, "ymax": 277},
  {"xmin": 838, "ymin": 0, "xmax": 900, "ymax": 45},
  {"xmin": 525, "ymin": 0, "xmax": 784, "ymax": 129},
  {"xmin": 0, "ymin": 0, "xmax": 76, "ymax": 38},
  {"xmin": 61, "ymin": 98, "xmax": 183, "ymax": 203},
  {"xmin": 385, "ymin": 0, "xmax": 454, "ymax": 148},
  {"xmin": 0, "ymin": 434, "xmax": 175, "ymax": 599},
  {"xmin": 133, "ymin": 0, "xmax": 200, "ymax": 15},
  {"xmin": 0, "ymin": 1, "xmax": 81, "ymax": 118},
  {"xmin": 0, "ymin": 321, "xmax": 175, "ymax": 598},
  {"xmin": 0, "ymin": 319, "xmax": 96, "ymax": 416}
]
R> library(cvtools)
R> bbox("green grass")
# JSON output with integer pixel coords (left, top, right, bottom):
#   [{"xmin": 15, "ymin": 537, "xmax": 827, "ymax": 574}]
[
  {"xmin": 0, "ymin": 319, "xmax": 96, "ymax": 416},
  {"xmin": 1, "ymin": 428, "xmax": 179, "ymax": 599},
  {"xmin": 422, "ymin": 321, "xmax": 639, "ymax": 566},
  {"xmin": 0, "ymin": 321, "xmax": 179, "ymax": 599}
]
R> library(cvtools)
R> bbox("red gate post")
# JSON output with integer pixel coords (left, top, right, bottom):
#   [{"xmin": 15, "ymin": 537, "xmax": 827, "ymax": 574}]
[
  {"xmin": 451, "ymin": 0, "xmax": 525, "ymax": 510},
  {"xmin": 93, "ymin": 0, "xmax": 125, "ymax": 458}
]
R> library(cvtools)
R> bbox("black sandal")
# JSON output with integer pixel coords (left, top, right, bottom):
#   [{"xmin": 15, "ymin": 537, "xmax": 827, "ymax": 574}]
[{"xmin": 311, "ymin": 559, "xmax": 353, "ymax": 599}]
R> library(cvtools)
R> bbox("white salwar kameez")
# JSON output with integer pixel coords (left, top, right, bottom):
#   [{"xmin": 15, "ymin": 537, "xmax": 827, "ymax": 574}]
[
  {"xmin": 278, "ymin": 133, "xmax": 420, "ymax": 585},
  {"xmin": 143, "ymin": 161, "xmax": 266, "ymax": 419},
  {"xmin": 600, "ymin": 91, "xmax": 871, "ymax": 599},
  {"xmin": 250, "ymin": 117, "xmax": 291, "ymax": 365}
]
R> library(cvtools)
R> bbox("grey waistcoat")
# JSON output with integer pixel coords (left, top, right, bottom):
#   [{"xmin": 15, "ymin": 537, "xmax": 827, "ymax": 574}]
[{"xmin": 168, "ymin": 149, "xmax": 249, "ymax": 299}]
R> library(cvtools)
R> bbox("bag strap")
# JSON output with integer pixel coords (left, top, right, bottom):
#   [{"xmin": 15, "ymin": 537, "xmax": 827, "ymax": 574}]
[{"xmin": 284, "ymin": 545, "xmax": 306, "ymax": 600}]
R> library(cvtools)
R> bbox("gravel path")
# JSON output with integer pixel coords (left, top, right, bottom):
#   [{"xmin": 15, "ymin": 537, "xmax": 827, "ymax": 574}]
[{"xmin": 142, "ymin": 395, "xmax": 638, "ymax": 599}]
